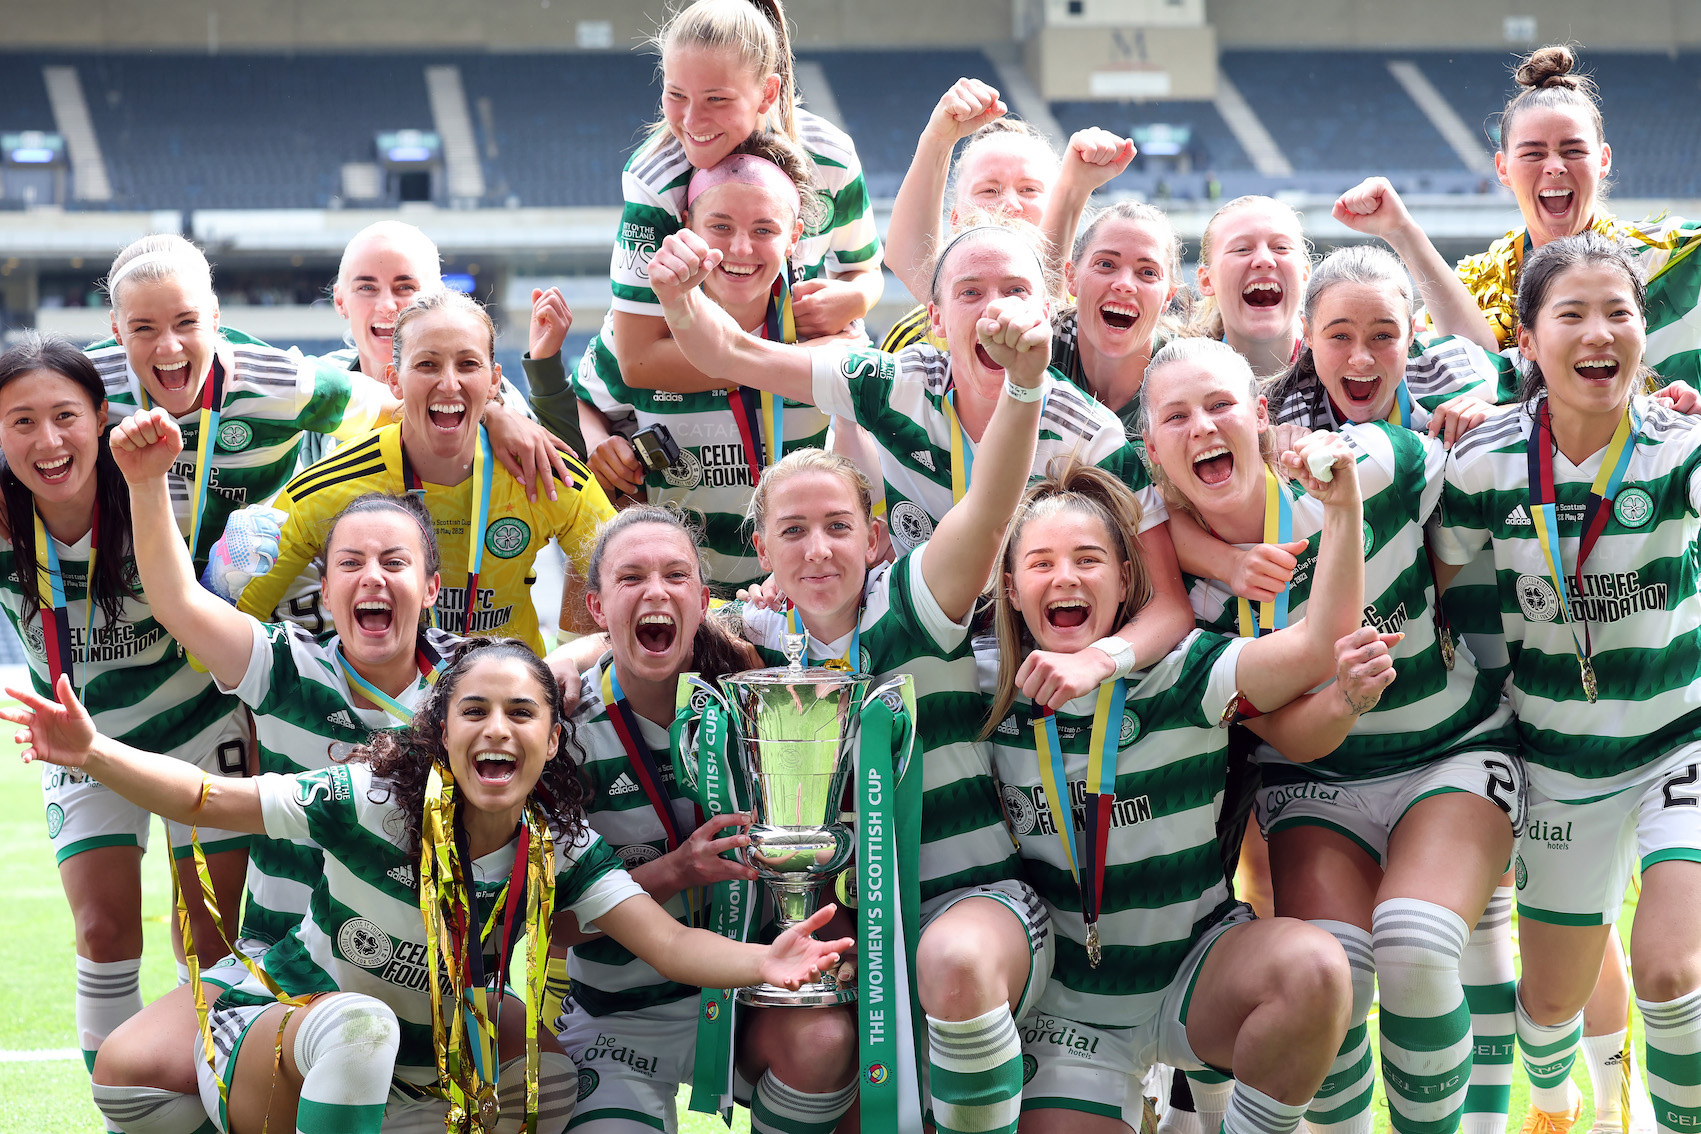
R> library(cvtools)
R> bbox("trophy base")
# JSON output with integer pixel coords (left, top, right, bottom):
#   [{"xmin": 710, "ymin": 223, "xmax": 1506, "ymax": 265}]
[{"xmin": 736, "ymin": 981, "xmax": 857, "ymax": 1009}]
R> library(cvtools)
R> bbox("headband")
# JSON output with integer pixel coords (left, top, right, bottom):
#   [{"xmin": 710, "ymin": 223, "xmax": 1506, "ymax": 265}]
[
  {"xmin": 107, "ymin": 249, "xmax": 203, "ymax": 292},
  {"xmin": 685, "ymin": 153, "xmax": 802, "ymax": 215}
]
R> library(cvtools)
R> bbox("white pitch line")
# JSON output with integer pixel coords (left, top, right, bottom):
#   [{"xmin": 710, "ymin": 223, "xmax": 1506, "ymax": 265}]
[{"xmin": 0, "ymin": 1047, "xmax": 83, "ymax": 1063}]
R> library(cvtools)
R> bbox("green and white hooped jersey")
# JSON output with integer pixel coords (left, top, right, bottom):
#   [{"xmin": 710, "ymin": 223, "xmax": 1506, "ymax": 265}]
[
  {"xmin": 979, "ymin": 629, "xmax": 1246, "ymax": 1029},
  {"xmin": 233, "ymin": 761, "xmax": 642, "ymax": 1082},
  {"xmin": 808, "ymin": 343, "xmax": 1166, "ymax": 555},
  {"xmin": 1435, "ymin": 397, "xmax": 1701, "ymax": 797},
  {"xmin": 732, "ymin": 543, "xmax": 1020, "ymax": 912},
  {"xmin": 1269, "ymin": 335, "xmax": 1502, "ymax": 434},
  {"xmin": 572, "ymin": 331, "xmax": 829, "ymax": 591},
  {"xmin": 1187, "ymin": 421, "xmax": 1515, "ymax": 783},
  {"xmin": 0, "ymin": 531, "xmax": 242, "ymax": 766},
  {"xmin": 568, "ymin": 653, "xmax": 704, "ymax": 1016},
  {"xmin": 220, "ymin": 613, "xmax": 462, "ymax": 947},
  {"xmin": 87, "ymin": 330, "xmax": 388, "ymax": 566},
  {"xmin": 610, "ymin": 108, "xmax": 881, "ymax": 319}
]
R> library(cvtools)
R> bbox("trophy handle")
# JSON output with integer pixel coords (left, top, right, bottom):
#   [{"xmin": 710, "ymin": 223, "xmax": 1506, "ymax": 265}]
[
  {"xmin": 860, "ymin": 674, "xmax": 916, "ymax": 780},
  {"xmin": 673, "ymin": 673, "xmax": 737, "ymax": 799}
]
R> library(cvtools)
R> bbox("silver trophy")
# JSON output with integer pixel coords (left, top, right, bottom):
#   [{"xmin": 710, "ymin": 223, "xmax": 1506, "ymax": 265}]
[{"xmin": 693, "ymin": 631, "xmax": 903, "ymax": 1007}]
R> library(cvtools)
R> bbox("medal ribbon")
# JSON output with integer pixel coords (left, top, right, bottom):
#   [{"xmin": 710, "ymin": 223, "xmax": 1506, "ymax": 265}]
[
  {"xmin": 787, "ymin": 604, "xmax": 860, "ymax": 673},
  {"xmin": 1236, "ymin": 466, "xmax": 1294, "ymax": 639},
  {"xmin": 728, "ymin": 275, "xmax": 799, "ymax": 487},
  {"xmin": 602, "ymin": 666, "xmax": 700, "ymax": 926},
  {"xmin": 32, "ymin": 498, "xmax": 94, "ymax": 697},
  {"xmin": 333, "ymin": 640, "xmax": 445, "ymax": 724},
  {"xmin": 1526, "ymin": 398, "xmax": 1640, "ymax": 695},
  {"xmin": 134, "ymin": 357, "xmax": 226, "ymax": 562},
  {"xmin": 402, "ymin": 426, "xmax": 494, "ymax": 636},
  {"xmin": 1386, "ymin": 380, "xmax": 1414, "ymax": 429},
  {"xmin": 671, "ymin": 678, "xmax": 754, "ymax": 1120},
  {"xmin": 1033, "ymin": 681, "xmax": 1123, "ymax": 954},
  {"xmin": 942, "ymin": 388, "xmax": 974, "ymax": 505}
]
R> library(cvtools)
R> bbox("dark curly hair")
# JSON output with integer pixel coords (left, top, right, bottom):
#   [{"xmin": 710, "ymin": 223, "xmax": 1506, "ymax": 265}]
[{"xmin": 355, "ymin": 637, "xmax": 593, "ymax": 856}]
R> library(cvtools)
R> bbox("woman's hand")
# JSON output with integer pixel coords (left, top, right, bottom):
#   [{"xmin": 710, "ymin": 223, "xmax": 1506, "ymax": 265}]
[
  {"xmin": 977, "ymin": 295, "xmax": 1051, "ymax": 389},
  {"xmin": 2, "ymin": 675, "xmax": 98, "ymax": 768},
  {"xmin": 1332, "ymin": 627, "xmax": 1403, "ymax": 716},
  {"xmin": 529, "ymin": 287, "xmax": 573, "ymax": 361},
  {"xmin": 1058, "ymin": 128, "xmax": 1137, "ymax": 195},
  {"xmin": 663, "ymin": 812, "xmax": 759, "ymax": 890},
  {"xmin": 1426, "ymin": 394, "xmax": 1495, "ymax": 448},
  {"xmin": 588, "ymin": 435, "xmax": 645, "ymax": 499},
  {"xmin": 108, "ymin": 409, "xmax": 186, "ymax": 484},
  {"xmin": 760, "ymin": 904, "xmax": 856, "ymax": 991},
  {"xmin": 1227, "ymin": 539, "xmax": 1309, "ymax": 603},
  {"xmin": 1654, "ymin": 380, "xmax": 1701, "ymax": 415},
  {"xmin": 923, "ymin": 78, "xmax": 1006, "ymax": 147},
  {"xmin": 484, "ymin": 407, "xmax": 575, "ymax": 504},
  {"xmin": 1283, "ymin": 430, "xmax": 1361, "ymax": 507},
  {"xmin": 734, "ymin": 575, "xmax": 786, "ymax": 612},
  {"xmin": 650, "ymin": 231, "xmax": 722, "ymax": 309},
  {"xmin": 1017, "ymin": 648, "xmax": 1114, "ymax": 711},
  {"xmin": 790, "ymin": 278, "xmax": 867, "ymax": 340},
  {"xmin": 1332, "ymin": 177, "xmax": 1415, "ymax": 240}
]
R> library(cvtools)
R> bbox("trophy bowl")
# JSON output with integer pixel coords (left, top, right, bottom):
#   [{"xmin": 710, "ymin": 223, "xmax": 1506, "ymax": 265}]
[{"xmin": 718, "ymin": 662, "xmax": 867, "ymax": 1008}]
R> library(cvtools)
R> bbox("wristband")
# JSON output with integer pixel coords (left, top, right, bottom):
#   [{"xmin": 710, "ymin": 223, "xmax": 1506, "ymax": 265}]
[
  {"xmin": 1089, "ymin": 636, "xmax": 1136, "ymax": 679},
  {"xmin": 1004, "ymin": 378, "xmax": 1044, "ymax": 402}
]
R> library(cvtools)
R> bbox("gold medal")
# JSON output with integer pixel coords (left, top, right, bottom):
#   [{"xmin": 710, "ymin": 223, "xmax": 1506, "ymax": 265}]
[
  {"xmin": 1086, "ymin": 921, "xmax": 1102, "ymax": 968},
  {"xmin": 1439, "ymin": 629, "xmax": 1456, "ymax": 671},
  {"xmin": 1580, "ymin": 657, "xmax": 1598, "ymax": 704},
  {"xmin": 476, "ymin": 1085, "xmax": 500, "ymax": 1129}
]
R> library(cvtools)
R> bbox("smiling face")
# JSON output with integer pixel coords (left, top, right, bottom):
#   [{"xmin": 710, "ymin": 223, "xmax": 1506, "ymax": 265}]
[
  {"xmin": 386, "ymin": 306, "xmax": 500, "ymax": 466},
  {"xmin": 662, "ymin": 44, "xmax": 780, "ymax": 170},
  {"xmin": 753, "ymin": 468, "xmax": 880, "ymax": 633},
  {"xmin": 335, "ymin": 234, "xmax": 435, "ymax": 378},
  {"xmin": 112, "ymin": 274, "xmax": 220, "ymax": 418},
  {"xmin": 1198, "ymin": 201, "xmax": 1309, "ymax": 347},
  {"xmin": 1304, "ymin": 279, "xmax": 1415, "ymax": 423},
  {"xmin": 1518, "ymin": 261, "xmax": 1645, "ymax": 425},
  {"xmin": 0, "ymin": 370, "xmax": 107, "ymax": 505},
  {"xmin": 586, "ymin": 523, "xmax": 711, "ymax": 687},
  {"xmin": 686, "ymin": 179, "xmax": 800, "ymax": 315},
  {"xmin": 444, "ymin": 653, "xmax": 562, "ymax": 821},
  {"xmin": 1498, "ymin": 104, "xmax": 1611, "ymax": 249},
  {"xmin": 1143, "ymin": 357, "xmax": 1271, "ymax": 524},
  {"xmin": 1007, "ymin": 508, "xmax": 1131, "ymax": 654},
  {"xmin": 952, "ymin": 135, "xmax": 1053, "ymax": 225},
  {"xmin": 321, "ymin": 509, "xmax": 441, "ymax": 669},
  {"xmin": 929, "ymin": 234, "xmax": 1048, "ymax": 400},
  {"xmin": 1068, "ymin": 217, "xmax": 1178, "ymax": 363}
]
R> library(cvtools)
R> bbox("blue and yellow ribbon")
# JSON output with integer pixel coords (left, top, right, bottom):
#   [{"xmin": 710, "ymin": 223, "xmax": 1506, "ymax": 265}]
[{"xmin": 1236, "ymin": 465, "xmax": 1294, "ymax": 639}]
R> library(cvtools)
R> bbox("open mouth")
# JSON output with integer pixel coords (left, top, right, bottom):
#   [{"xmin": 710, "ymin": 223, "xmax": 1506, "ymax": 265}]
[
  {"xmin": 1046, "ymin": 598, "xmax": 1091, "ymax": 629},
  {"xmin": 473, "ymin": 751, "xmax": 517, "ymax": 784},
  {"xmin": 1340, "ymin": 376, "xmax": 1381, "ymax": 405},
  {"xmin": 154, "ymin": 359, "xmax": 194, "ymax": 394},
  {"xmin": 1575, "ymin": 358, "xmax": 1620, "ymax": 383},
  {"xmin": 1192, "ymin": 444, "xmax": 1235, "ymax": 486},
  {"xmin": 719, "ymin": 262, "xmax": 759, "ymax": 278},
  {"xmin": 353, "ymin": 598, "xmax": 394, "ymax": 634},
  {"xmin": 371, "ymin": 320, "xmax": 396, "ymax": 342},
  {"xmin": 1243, "ymin": 281, "xmax": 1283, "ymax": 309},
  {"xmin": 635, "ymin": 612, "xmax": 678, "ymax": 655},
  {"xmin": 1539, "ymin": 188, "xmax": 1575, "ymax": 218},
  {"xmin": 974, "ymin": 343, "xmax": 1005, "ymax": 372},
  {"xmin": 34, "ymin": 454, "xmax": 73, "ymax": 486},
  {"xmin": 427, "ymin": 401, "xmax": 468, "ymax": 431},
  {"xmin": 1100, "ymin": 302, "xmax": 1139, "ymax": 331}
]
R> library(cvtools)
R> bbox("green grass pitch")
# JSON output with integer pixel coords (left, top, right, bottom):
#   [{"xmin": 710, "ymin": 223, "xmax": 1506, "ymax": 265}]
[{"xmin": 0, "ymin": 730, "xmax": 1641, "ymax": 1133}]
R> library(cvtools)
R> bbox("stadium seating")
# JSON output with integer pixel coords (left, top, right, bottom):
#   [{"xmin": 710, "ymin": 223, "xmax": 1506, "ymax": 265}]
[{"xmin": 0, "ymin": 64, "xmax": 55, "ymax": 136}]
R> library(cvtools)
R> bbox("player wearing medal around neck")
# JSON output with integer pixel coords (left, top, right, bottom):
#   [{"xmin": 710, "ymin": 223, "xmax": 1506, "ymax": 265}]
[
  {"xmin": 565, "ymin": 133, "xmax": 843, "ymax": 594},
  {"xmin": 5, "ymin": 635, "xmax": 853, "ymax": 1134},
  {"xmin": 548, "ymin": 506, "xmax": 866, "ymax": 1134},
  {"xmin": 233, "ymin": 290, "xmax": 614, "ymax": 646},
  {"xmin": 713, "ymin": 283, "xmax": 1051, "ymax": 1133},
  {"xmin": 651, "ymin": 214, "xmax": 1198, "ymax": 704},
  {"xmin": 1144, "ymin": 333, "xmax": 1523, "ymax": 1134},
  {"xmin": 85, "ymin": 236, "xmax": 566, "ymax": 604},
  {"xmin": 89, "ymin": 407, "xmax": 466, "ymax": 1134},
  {"xmin": 1434, "ymin": 232, "xmax": 1701, "ymax": 1134},
  {"xmin": 609, "ymin": 0, "xmax": 882, "ymax": 398},
  {"xmin": 0, "ymin": 335, "xmax": 253, "ymax": 1110},
  {"xmin": 977, "ymin": 424, "xmax": 1372, "ymax": 1134}
]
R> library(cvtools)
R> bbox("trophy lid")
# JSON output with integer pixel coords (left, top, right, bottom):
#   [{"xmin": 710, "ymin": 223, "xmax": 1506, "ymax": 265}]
[{"xmin": 720, "ymin": 664, "xmax": 868, "ymax": 689}]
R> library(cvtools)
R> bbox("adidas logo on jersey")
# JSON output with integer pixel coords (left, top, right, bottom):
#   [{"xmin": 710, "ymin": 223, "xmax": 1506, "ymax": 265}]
[
  {"xmin": 911, "ymin": 450, "xmax": 936, "ymax": 472},
  {"xmin": 1505, "ymin": 505, "xmax": 1532, "ymax": 526},
  {"xmin": 609, "ymin": 772, "xmax": 640, "ymax": 796},
  {"xmin": 387, "ymin": 864, "xmax": 415, "ymax": 886},
  {"xmin": 996, "ymin": 716, "xmax": 1019, "ymax": 735},
  {"xmin": 327, "ymin": 709, "xmax": 358, "ymax": 729}
]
